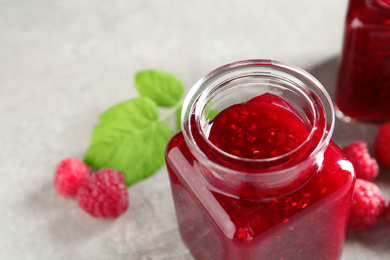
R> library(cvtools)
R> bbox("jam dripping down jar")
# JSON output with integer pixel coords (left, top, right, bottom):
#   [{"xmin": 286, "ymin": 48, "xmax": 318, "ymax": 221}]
[
  {"xmin": 165, "ymin": 60, "xmax": 355, "ymax": 260},
  {"xmin": 335, "ymin": 0, "xmax": 390, "ymax": 122}
]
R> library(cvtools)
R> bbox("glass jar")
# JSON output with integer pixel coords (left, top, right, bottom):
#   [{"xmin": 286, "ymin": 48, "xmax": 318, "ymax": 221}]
[
  {"xmin": 165, "ymin": 60, "xmax": 355, "ymax": 260},
  {"xmin": 335, "ymin": 0, "xmax": 390, "ymax": 122}
]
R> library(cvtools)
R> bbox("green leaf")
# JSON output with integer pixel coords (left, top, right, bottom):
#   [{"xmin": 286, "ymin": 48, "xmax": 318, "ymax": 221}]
[
  {"xmin": 206, "ymin": 109, "xmax": 219, "ymax": 121},
  {"xmin": 135, "ymin": 70, "xmax": 184, "ymax": 107},
  {"xmin": 84, "ymin": 97, "xmax": 173, "ymax": 186}
]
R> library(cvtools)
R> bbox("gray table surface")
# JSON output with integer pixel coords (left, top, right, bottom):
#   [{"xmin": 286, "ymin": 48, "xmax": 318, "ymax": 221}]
[{"xmin": 1, "ymin": 0, "xmax": 390, "ymax": 259}]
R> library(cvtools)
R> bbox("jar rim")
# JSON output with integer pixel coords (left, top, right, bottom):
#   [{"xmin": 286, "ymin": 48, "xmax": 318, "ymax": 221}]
[{"xmin": 181, "ymin": 59, "xmax": 335, "ymax": 172}]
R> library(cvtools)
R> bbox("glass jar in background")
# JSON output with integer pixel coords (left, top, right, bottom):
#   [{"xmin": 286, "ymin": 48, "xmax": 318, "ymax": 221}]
[
  {"xmin": 335, "ymin": 0, "xmax": 390, "ymax": 122},
  {"xmin": 165, "ymin": 60, "xmax": 355, "ymax": 260}
]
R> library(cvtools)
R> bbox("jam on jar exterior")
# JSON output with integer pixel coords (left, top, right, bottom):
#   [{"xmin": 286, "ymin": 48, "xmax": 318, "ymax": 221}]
[
  {"xmin": 335, "ymin": 0, "xmax": 390, "ymax": 122},
  {"xmin": 165, "ymin": 60, "xmax": 355, "ymax": 260}
]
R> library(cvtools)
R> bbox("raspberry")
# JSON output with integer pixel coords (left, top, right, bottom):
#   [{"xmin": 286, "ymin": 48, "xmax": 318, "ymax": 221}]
[
  {"xmin": 375, "ymin": 122, "xmax": 390, "ymax": 168},
  {"xmin": 342, "ymin": 141, "xmax": 379, "ymax": 180},
  {"xmin": 53, "ymin": 158, "xmax": 92, "ymax": 197},
  {"xmin": 349, "ymin": 179, "xmax": 385, "ymax": 230},
  {"xmin": 77, "ymin": 168, "xmax": 129, "ymax": 218}
]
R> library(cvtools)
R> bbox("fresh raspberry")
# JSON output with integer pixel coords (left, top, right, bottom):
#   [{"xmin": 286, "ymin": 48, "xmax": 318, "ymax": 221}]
[
  {"xmin": 53, "ymin": 158, "xmax": 92, "ymax": 197},
  {"xmin": 77, "ymin": 168, "xmax": 129, "ymax": 218},
  {"xmin": 349, "ymin": 179, "xmax": 385, "ymax": 230},
  {"xmin": 375, "ymin": 122, "xmax": 390, "ymax": 168},
  {"xmin": 342, "ymin": 140, "xmax": 379, "ymax": 180}
]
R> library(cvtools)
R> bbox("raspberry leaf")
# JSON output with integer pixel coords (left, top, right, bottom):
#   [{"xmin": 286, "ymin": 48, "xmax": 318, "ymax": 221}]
[
  {"xmin": 135, "ymin": 70, "xmax": 184, "ymax": 107},
  {"xmin": 206, "ymin": 109, "xmax": 219, "ymax": 121},
  {"xmin": 84, "ymin": 97, "xmax": 173, "ymax": 186}
]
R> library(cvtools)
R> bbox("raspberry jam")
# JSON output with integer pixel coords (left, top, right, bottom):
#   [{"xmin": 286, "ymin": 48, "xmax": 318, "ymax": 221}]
[
  {"xmin": 166, "ymin": 60, "xmax": 355, "ymax": 260},
  {"xmin": 335, "ymin": 0, "xmax": 390, "ymax": 122},
  {"xmin": 208, "ymin": 94, "xmax": 309, "ymax": 160}
]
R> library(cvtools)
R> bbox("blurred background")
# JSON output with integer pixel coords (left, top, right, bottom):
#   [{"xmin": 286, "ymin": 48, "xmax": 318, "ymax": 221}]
[{"xmin": 1, "ymin": 0, "xmax": 389, "ymax": 259}]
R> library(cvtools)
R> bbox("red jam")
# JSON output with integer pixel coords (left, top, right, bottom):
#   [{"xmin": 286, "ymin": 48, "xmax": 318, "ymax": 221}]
[
  {"xmin": 208, "ymin": 94, "xmax": 309, "ymax": 160},
  {"xmin": 335, "ymin": 0, "xmax": 390, "ymax": 122},
  {"xmin": 166, "ymin": 93, "xmax": 355, "ymax": 260}
]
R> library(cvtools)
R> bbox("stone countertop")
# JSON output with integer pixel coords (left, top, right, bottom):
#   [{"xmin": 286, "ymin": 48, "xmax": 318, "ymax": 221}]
[{"xmin": 1, "ymin": 0, "xmax": 390, "ymax": 259}]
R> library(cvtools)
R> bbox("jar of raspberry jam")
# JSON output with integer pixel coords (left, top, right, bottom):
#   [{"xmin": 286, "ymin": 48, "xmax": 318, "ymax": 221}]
[
  {"xmin": 335, "ymin": 0, "xmax": 390, "ymax": 122},
  {"xmin": 165, "ymin": 60, "xmax": 355, "ymax": 260}
]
